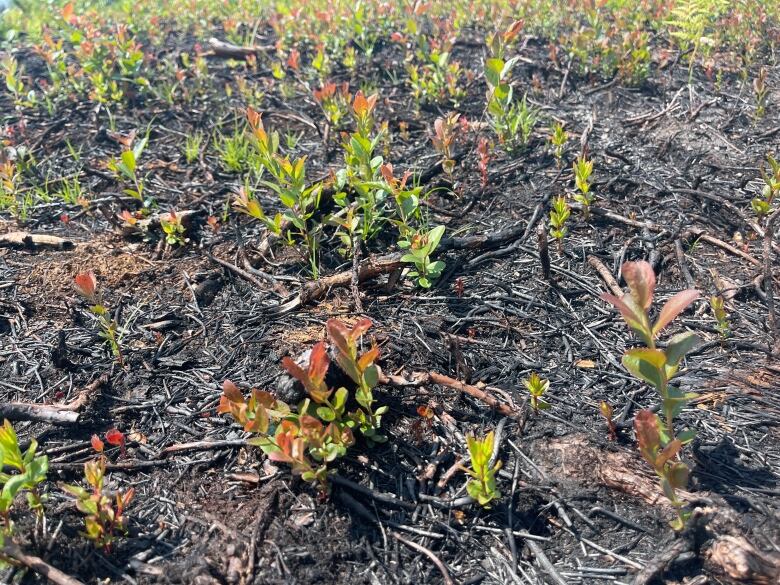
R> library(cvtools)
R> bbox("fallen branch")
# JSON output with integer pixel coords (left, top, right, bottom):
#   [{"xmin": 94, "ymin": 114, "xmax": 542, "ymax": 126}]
[
  {"xmin": 0, "ymin": 232, "xmax": 74, "ymax": 251},
  {"xmin": 587, "ymin": 255, "xmax": 623, "ymax": 296},
  {"xmin": 2, "ymin": 542, "xmax": 85, "ymax": 585},
  {"xmin": 0, "ymin": 403, "xmax": 79, "ymax": 425},
  {"xmin": 206, "ymin": 37, "xmax": 273, "ymax": 59}
]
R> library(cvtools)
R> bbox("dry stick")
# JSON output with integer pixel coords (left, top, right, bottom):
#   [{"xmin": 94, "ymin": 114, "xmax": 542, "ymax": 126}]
[
  {"xmin": 2, "ymin": 543, "xmax": 85, "ymax": 585},
  {"xmin": 160, "ymin": 439, "xmax": 248, "ymax": 457},
  {"xmin": 206, "ymin": 37, "xmax": 273, "ymax": 59},
  {"xmin": 0, "ymin": 404, "xmax": 79, "ymax": 425},
  {"xmin": 525, "ymin": 540, "xmax": 568, "ymax": 585},
  {"xmin": 674, "ymin": 239, "xmax": 696, "ymax": 289},
  {"xmin": 587, "ymin": 255, "xmax": 623, "ymax": 297},
  {"xmin": 763, "ymin": 209, "xmax": 780, "ymax": 353},
  {"xmin": 0, "ymin": 231, "xmax": 74, "ymax": 251},
  {"xmin": 537, "ymin": 224, "xmax": 552, "ymax": 283},
  {"xmin": 426, "ymin": 372, "xmax": 521, "ymax": 420},
  {"xmin": 351, "ymin": 237, "xmax": 364, "ymax": 313},
  {"xmin": 391, "ymin": 532, "xmax": 454, "ymax": 585},
  {"xmin": 208, "ymin": 251, "xmax": 281, "ymax": 295}
]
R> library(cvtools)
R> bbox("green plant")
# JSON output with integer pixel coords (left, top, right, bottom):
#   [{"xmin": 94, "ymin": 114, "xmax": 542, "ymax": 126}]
[
  {"xmin": 407, "ymin": 47, "xmax": 465, "ymax": 106},
  {"xmin": 666, "ymin": 0, "xmax": 729, "ymax": 79},
  {"xmin": 523, "ymin": 372, "xmax": 550, "ymax": 413},
  {"xmin": 572, "ymin": 156, "xmax": 594, "ymax": 218},
  {"xmin": 635, "ymin": 410, "xmax": 690, "ymax": 530},
  {"xmin": 61, "ymin": 435, "xmax": 134, "ymax": 551},
  {"xmin": 160, "ymin": 210, "xmax": 188, "ymax": 246},
  {"xmin": 484, "ymin": 22, "xmax": 538, "ymax": 151},
  {"xmin": 313, "ymin": 81, "xmax": 351, "ymax": 128},
  {"xmin": 601, "ymin": 261, "xmax": 700, "ymax": 529},
  {"xmin": 107, "ymin": 133, "xmax": 149, "ymax": 205},
  {"xmin": 548, "ymin": 195, "xmax": 570, "ymax": 250},
  {"xmin": 0, "ymin": 161, "xmax": 22, "ymax": 217},
  {"xmin": 216, "ymin": 128, "xmax": 255, "ymax": 174},
  {"xmin": 710, "ymin": 295, "xmax": 729, "ymax": 338},
  {"xmin": 245, "ymin": 108, "xmax": 323, "ymax": 278},
  {"xmin": 462, "ymin": 431, "xmax": 501, "ymax": 507},
  {"xmin": 431, "ymin": 113, "xmax": 460, "ymax": 176},
  {"xmin": 0, "ymin": 420, "xmax": 49, "ymax": 547},
  {"xmin": 219, "ymin": 318, "xmax": 386, "ymax": 489},
  {"xmin": 1, "ymin": 55, "xmax": 34, "ymax": 106},
  {"xmin": 549, "ymin": 122, "xmax": 567, "ymax": 165},
  {"xmin": 753, "ymin": 67, "xmax": 768, "ymax": 120},
  {"xmin": 74, "ymin": 272, "xmax": 123, "ymax": 364},
  {"xmin": 183, "ymin": 132, "xmax": 203, "ymax": 164},
  {"xmin": 57, "ymin": 176, "xmax": 87, "ymax": 206},
  {"xmin": 600, "ymin": 401, "xmax": 617, "ymax": 440},
  {"xmin": 399, "ymin": 225, "xmax": 446, "ymax": 288},
  {"xmin": 751, "ymin": 154, "xmax": 780, "ymax": 218}
]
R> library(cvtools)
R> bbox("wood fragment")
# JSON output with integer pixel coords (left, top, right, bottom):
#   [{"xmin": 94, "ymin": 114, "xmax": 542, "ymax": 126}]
[
  {"xmin": 392, "ymin": 532, "xmax": 454, "ymax": 585},
  {"xmin": 0, "ymin": 403, "xmax": 79, "ymax": 424},
  {"xmin": 206, "ymin": 37, "xmax": 273, "ymax": 59},
  {"xmin": 587, "ymin": 255, "xmax": 623, "ymax": 296},
  {"xmin": 0, "ymin": 232, "xmax": 74, "ymax": 251}
]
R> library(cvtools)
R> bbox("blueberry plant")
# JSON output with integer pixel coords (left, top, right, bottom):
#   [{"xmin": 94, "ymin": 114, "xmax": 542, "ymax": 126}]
[
  {"xmin": 601, "ymin": 260, "xmax": 700, "ymax": 529},
  {"xmin": 219, "ymin": 319, "xmax": 386, "ymax": 489}
]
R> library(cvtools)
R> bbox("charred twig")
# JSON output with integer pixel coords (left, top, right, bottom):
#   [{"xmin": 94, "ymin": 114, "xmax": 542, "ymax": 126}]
[
  {"xmin": 0, "ymin": 403, "xmax": 79, "ymax": 424},
  {"xmin": 1, "ymin": 543, "xmax": 85, "ymax": 585},
  {"xmin": 160, "ymin": 439, "xmax": 249, "ymax": 457},
  {"xmin": 391, "ymin": 532, "xmax": 454, "ymax": 585},
  {"xmin": 537, "ymin": 224, "xmax": 552, "ymax": 283},
  {"xmin": 587, "ymin": 255, "xmax": 622, "ymax": 297},
  {"xmin": 0, "ymin": 231, "xmax": 74, "ymax": 251}
]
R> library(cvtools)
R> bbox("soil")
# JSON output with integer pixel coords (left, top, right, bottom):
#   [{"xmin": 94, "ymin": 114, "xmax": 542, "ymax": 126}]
[{"xmin": 1, "ymin": 27, "xmax": 779, "ymax": 585}]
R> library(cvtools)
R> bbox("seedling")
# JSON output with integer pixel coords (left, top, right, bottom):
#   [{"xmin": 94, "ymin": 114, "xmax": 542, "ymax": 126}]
[
  {"xmin": 548, "ymin": 195, "xmax": 570, "ymax": 251},
  {"xmin": 601, "ymin": 261, "xmax": 700, "ymax": 529},
  {"xmin": 0, "ymin": 419, "xmax": 49, "ymax": 547},
  {"xmin": 710, "ymin": 295, "xmax": 729, "ymax": 339},
  {"xmin": 600, "ymin": 401, "xmax": 617, "ymax": 441},
  {"xmin": 431, "ymin": 113, "xmax": 460, "ymax": 176},
  {"xmin": 183, "ymin": 132, "xmax": 203, "ymax": 164},
  {"xmin": 476, "ymin": 138, "xmax": 490, "ymax": 188},
  {"xmin": 549, "ymin": 122, "xmax": 567, "ymax": 165},
  {"xmin": 399, "ymin": 225, "xmax": 446, "ymax": 288},
  {"xmin": 523, "ymin": 372, "xmax": 550, "ymax": 413},
  {"xmin": 753, "ymin": 67, "xmax": 768, "ymax": 120},
  {"xmin": 313, "ymin": 81, "xmax": 351, "ymax": 128},
  {"xmin": 635, "ymin": 410, "xmax": 690, "ymax": 530},
  {"xmin": 572, "ymin": 156, "xmax": 594, "ymax": 218},
  {"xmin": 73, "ymin": 272, "xmax": 123, "ymax": 364},
  {"xmin": 160, "ymin": 210, "xmax": 188, "ymax": 246},
  {"xmin": 462, "ymin": 431, "xmax": 501, "ymax": 507},
  {"xmin": 751, "ymin": 154, "xmax": 779, "ymax": 218},
  {"xmin": 107, "ymin": 132, "xmax": 149, "ymax": 205},
  {"xmin": 61, "ymin": 436, "xmax": 134, "ymax": 551}
]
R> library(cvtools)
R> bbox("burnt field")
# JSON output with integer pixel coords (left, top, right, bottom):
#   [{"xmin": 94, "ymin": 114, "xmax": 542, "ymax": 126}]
[{"xmin": 0, "ymin": 2, "xmax": 779, "ymax": 584}]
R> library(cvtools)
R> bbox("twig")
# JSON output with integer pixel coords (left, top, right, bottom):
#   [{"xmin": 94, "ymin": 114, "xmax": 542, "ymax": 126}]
[
  {"xmin": 525, "ymin": 540, "xmax": 568, "ymax": 585},
  {"xmin": 391, "ymin": 532, "xmax": 454, "ymax": 585},
  {"xmin": 0, "ymin": 403, "xmax": 79, "ymax": 425},
  {"xmin": 427, "ymin": 372, "xmax": 522, "ymax": 420},
  {"xmin": 1, "ymin": 543, "xmax": 85, "ymax": 585},
  {"xmin": 587, "ymin": 255, "xmax": 623, "ymax": 296},
  {"xmin": 537, "ymin": 224, "xmax": 552, "ymax": 283},
  {"xmin": 351, "ymin": 237, "xmax": 364, "ymax": 313},
  {"xmin": 763, "ymin": 209, "xmax": 780, "ymax": 353},
  {"xmin": 160, "ymin": 439, "xmax": 248, "ymax": 457}
]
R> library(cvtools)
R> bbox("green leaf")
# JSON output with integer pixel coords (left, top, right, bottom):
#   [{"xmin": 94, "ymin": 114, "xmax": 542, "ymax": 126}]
[
  {"xmin": 665, "ymin": 331, "xmax": 700, "ymax": 367},
  {"xmin": 317, "ymin": 406, "xmax": 335, "ymax": 422},
  {"xmin": 622, "ymin": 348, "xmax": 667, "ymax": 389},
  {"xmin": 120, "ymin": 150, "xmax": 136, "ymax": 174}
]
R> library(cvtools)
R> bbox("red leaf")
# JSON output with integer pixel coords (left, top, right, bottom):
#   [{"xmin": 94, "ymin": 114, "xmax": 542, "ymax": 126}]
[
  {"xmin": 634, "ymin": 410, "xmax": 660, "ymax": 465},
  {"xmin": 222, "ymin": 380, "xmax": 245, "ymax": 404},
  {"xmin": 308, "ymin": 342, "xmax": 330, "ymax": 386},
  {"xmin": 91, "ymin": 434, "xmax": 104, "ymax": 453},
  {"xmin": 74, "ymin": 272, "xmax": 97, "ymax": 301},
  {"xmin": 653, "ymin": 289, "xmax": 700, "ymax": 336},
  {"xmin": 105, "ymin": 428, "xmax": 125, "ymax": 446},
  {"xmin": 622, "ymin": 261, "xmax": 655, "ymax": 310}
]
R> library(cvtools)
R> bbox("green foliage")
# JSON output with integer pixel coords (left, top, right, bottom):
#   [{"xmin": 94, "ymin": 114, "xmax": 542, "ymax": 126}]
[
  {"xmin": 523, "ymin": 372, "xmax": 550, "ymax": 413},
  {"xmin": 183, "ymin": 132, "xmax": 203, "ymax": 164},
  {"xmin": 572, "ymin": 156, "xmax": 594, "ymax": 217},
  {"xmin": 601, "ymin": 261, "xmax": 700, "ymax": 529},
  {"xmin": 549, "ymin": 122, "xmax": 567, "ymax": 165},
  {"xmin": 634, "ymin": 410, "xmax": 690, "ymax": 530},
  {"xmin": 160, "ymin": 210, "xmax": 188, "ymax": 246},
  {"xmin": 0, "ymin": 420, "xmax": 49, "ymax": 549},
  {"xmin": 61, "ymin": 438, "xmax": 134, "ymax": 552},
  {"xmin": 219, "ymin": 318, "xmax": 386, "ymax": 489},
  {"xmin": 463, "ymin": 431, "xmax": 501, "ymax": 507},
  {"xmin": 710, "ymin": 295, "xmax": 729, "ymax": 339},
  {"xmin": 666, "ymin": 0, "xmax": 730, "ymax": 78},
  {"xmin": 549, "ymin": 195, "xmax": 570, "ymax": 246},
  {"xmin": 107, "ymin": 133, "xmax": 149, "ymax": 204},
  {"xmin": 399, "ymin": 224, "xmax": 446, "ymax": 288},
  {"xmin": 74, "ymin": 272, "xmax": 123, "ymax": 364},
  {"xmin": 751, "ymin": 154, "xmax": 779, "ymax": 218}
]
